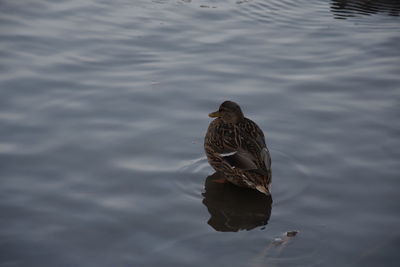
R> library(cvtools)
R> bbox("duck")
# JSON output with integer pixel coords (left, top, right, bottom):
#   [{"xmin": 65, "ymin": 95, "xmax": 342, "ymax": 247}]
[{"xmin": 204, "ymin": 101, "xmax": 272, "ymax": 195}]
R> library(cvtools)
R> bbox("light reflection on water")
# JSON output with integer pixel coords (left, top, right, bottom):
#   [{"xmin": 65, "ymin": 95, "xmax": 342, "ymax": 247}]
[{"xmin": 0, "ymin": 0, "xmax": 399, "ymax": 267}]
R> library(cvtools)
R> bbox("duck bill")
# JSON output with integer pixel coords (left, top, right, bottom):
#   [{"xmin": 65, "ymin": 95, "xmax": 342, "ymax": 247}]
[{"xmin": 208, "ymin": 111, "xmax": 221, "ymax": 118}]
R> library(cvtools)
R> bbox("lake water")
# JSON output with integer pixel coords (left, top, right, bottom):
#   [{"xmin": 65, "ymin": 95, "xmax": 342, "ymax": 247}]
[{"xmin": 1, "ymin": 0, "xmax": 400, "ymax": 266}]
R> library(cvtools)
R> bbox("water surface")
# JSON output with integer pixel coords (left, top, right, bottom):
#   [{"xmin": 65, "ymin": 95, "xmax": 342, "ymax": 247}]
[{"xmin": 1, "ymin": 0, "xmax": 400, "ymax": 266}]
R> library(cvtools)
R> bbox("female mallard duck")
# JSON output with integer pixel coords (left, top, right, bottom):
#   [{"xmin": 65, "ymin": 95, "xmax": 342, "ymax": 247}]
[{"xmin": 204, "ymin": 101, "xmax": 272, "ymax": 195}]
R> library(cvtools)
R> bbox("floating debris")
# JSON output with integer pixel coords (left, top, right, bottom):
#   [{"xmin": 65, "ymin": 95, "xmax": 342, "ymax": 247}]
[
  {"xmin": 252, "ymin": 230, "xmax": 300, "ymax": 266},
  {"xmin": 272, "ymin": 230, "xmax": 299, "ymax": 246},
  {"xmin": 286, "ymin": 230, "xmax": 299, "ymax": 237}
]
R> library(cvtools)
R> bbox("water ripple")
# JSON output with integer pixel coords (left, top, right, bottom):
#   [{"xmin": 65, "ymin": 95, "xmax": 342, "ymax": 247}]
[
  {"xmin": 1, "ymin": 0, "xmax": 400, "ymax": 266},
  {"xmin": 331, "ymin": 0, "xmax": 400, "ymax": 19}
]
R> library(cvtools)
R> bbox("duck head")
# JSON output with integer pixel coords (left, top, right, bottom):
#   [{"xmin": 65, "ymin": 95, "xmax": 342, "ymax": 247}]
[{"xmin": 209, "ymin": 101, "xmax": 244, "ymax": 124}]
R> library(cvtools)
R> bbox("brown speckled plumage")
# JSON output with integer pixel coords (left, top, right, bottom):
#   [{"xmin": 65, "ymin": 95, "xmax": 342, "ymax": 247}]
[{"xmin": 204, "ymin": 101, "xmax": 272, "ymax": 194}]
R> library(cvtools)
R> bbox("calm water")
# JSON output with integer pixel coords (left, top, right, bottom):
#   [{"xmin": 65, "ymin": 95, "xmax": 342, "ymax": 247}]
[{"xmin": 1, "ymin": 0, "xmax": 400, "ymax": 266}]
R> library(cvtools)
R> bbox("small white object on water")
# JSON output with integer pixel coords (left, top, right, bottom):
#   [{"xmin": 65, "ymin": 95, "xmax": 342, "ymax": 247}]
[{"xmin": 272, "ymin": 230, "xmax": 299, "ymax": 246}]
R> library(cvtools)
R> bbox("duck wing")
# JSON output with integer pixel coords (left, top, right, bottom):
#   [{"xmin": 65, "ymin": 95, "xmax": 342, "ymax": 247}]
[
  {"xmin": 223, "ymin": 150, "xmax": 258, "ymax": 170},
  {"xmin": 237, "ymin": 118, "xmax": 271, "ymax": 172}
]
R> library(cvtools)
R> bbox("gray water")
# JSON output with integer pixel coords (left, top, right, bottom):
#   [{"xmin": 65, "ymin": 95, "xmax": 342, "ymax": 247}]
[{"xmin": 1, "ymin": 0, "xmax": 400, "ymax": 266}]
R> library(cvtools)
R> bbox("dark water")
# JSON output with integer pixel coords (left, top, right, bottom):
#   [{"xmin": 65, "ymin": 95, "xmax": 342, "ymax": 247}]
[{"xmin": 1, "ymin": 0, "xmax": 400, "ymax": 266}]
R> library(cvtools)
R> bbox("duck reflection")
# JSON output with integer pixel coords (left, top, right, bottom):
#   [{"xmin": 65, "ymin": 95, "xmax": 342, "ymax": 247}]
[
  {"xmin": 202, "ymin": 172, "xmax": 272, "ymax": 232},
  {"xmin": 331, "ymin": 0, "xmax": 400, "ymax": 19}
]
